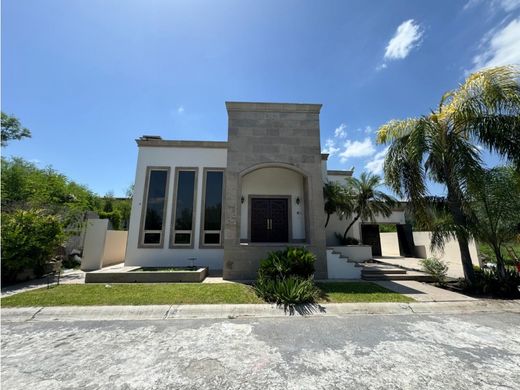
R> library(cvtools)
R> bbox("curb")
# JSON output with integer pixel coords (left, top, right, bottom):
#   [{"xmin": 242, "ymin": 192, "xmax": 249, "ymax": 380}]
[{"xmin": 2, "ymin": 300, "xmax": 520, "ymax": 322}]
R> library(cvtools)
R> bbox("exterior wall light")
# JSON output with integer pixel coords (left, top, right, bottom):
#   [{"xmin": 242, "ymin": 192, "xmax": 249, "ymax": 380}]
[
  {"xmin": 296, "ymin": 196, "xmax": 301, "ymax": 205},
  {"xmin": 241, "ymin": 196, "xmax": 245, "ymax": 204}
]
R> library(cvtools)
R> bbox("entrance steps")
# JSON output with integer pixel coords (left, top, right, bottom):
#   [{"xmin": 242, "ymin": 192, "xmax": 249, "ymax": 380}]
[{"xmin": 360, "ymin": 263, "xmax": 434, "ymax": 282}]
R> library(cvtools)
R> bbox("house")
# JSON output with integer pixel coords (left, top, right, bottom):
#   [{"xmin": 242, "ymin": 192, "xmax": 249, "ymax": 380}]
[{"xmin": 124, "ymin": 102, "xmax": 416, "ymax": 280}]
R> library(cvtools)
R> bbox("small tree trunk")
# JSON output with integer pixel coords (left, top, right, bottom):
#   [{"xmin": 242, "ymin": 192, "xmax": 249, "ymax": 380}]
[
  {"xmin": 493, "ymin": 244, "xmax": 507, "ymax": 280},
  {"xmin": 446, "ymin": 184, "xmax": 476, "ymax": 286},
  {"xmin": 343, "ymin": 214, "xmax": 360, "ymax": 241},
  {"xmin": 325, "ymin": 213, "xmax": 331, "ymax": 228},
  {"xmin": 456, "ymin": 233, "xmax": 476, "ymax": 285}
]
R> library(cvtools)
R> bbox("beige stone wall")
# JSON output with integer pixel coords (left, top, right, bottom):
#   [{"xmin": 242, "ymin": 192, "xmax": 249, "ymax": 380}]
[{"xmin": 223, "ymin": 102, "xmax": 327, "ymax": 280}]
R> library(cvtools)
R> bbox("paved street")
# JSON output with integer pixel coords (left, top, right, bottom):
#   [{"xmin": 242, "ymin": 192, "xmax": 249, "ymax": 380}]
[{"xmin": 2, "ymin": 311, "xmax": 520, "ymax": 389}]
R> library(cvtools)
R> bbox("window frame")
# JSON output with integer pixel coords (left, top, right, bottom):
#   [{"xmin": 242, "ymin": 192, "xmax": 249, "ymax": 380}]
[
  {"xmin": 169, "ymin": 167, "xmax": 199, "ymax": 248},
  {"xmin": 138, "ymin": 166, "xmax": 171, "ymax": 248},
  {"xmin": 199, "ymin": 168, "xmax": 225, "ymax": 249}
]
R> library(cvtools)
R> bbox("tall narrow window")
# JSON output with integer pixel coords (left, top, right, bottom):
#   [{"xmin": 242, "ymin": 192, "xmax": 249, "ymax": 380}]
[
  {"xmin": 141, "ymin": 168, "xmax": 169, "ymax": 246},
  {"xmin": 201, "ymin": 169, "xmax": 224, "ymax": 246},
  {"xmin": 171, "ymin": 169, "xmax": 197, "ymax": 246}
]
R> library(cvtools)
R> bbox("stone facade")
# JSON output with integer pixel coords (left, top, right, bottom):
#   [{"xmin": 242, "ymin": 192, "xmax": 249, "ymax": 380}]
[{"xmin": 223, "ymin": 102, "xmax": 328, "ymax": 280}]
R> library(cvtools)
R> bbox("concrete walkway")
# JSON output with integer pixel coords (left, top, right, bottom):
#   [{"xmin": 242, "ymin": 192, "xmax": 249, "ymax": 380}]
[
  {"xmin": 3, "ymin": 300, "xmax": 520, "ymax": 322},
  {"xmin": 373, "ymin": 280, "xmax": 477, "ymax": 302},
  {"xmin": 0, "ymin": 269, "xmax": 86, "ymax": 298}
]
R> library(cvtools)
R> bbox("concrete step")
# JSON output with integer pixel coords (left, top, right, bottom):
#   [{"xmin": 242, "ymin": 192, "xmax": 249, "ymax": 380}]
[
  {"xmin": 362, "ymin": 272, "xmax": 434, "ymax": 282},
  {"xmin": 362, "ymin": 268, "xmax": 407, "ymax": 275}
]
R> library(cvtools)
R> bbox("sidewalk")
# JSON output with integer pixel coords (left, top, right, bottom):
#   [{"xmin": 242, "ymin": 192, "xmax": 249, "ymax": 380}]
[
  {"xmin": 373, "ymin": 280, "xmax": 477, "ymax": 302},
  {"xmin": 2, "ymin": 300, "xmax": 519, "ymax": 322},
  {"xmin": 0, "ymin": 269, "xmax": 86, "ymax": 298}
]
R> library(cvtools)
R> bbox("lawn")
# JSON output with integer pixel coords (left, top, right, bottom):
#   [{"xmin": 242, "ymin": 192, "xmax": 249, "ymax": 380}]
[
  {"xmin": 0, "ymin": 282, "xmax": 412, "ymax": 307},
  {"xmin": 317, "ymin": 282, "xmax": 413, "ymax": 303},
  {"xmin": 0, "ymin": 283, "xmax": 263, "ymax": 307}
]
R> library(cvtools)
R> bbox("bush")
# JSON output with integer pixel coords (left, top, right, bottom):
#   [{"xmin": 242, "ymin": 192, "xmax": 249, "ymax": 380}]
[
  {"xmin": 98, "ymin": 210, "xmax": 122, "ymax": 230},
  {"xmin": 472, "ymin": 267, "xmax": 520, "ymax": 298},
  {"xmin": 420, "ymin": 257, "xmax": 448, "ymax": 286},
  {"xmin": 254, "ymin": 276, "xmax": 320, "ymax": 305},
  {"xmin": 1, "ymin": 209, "xmax": 64, "ymax": 283},
  {"xmin": 334, "ymin": 233, "xmax": 359, "ymax": 245},
  {"xmin": 255, "ymin": 247, "xmax": 319, "ymax": 306},
  {"xmin": 258, "ymin": 247, "xmax": 316, "ymax": 280}
]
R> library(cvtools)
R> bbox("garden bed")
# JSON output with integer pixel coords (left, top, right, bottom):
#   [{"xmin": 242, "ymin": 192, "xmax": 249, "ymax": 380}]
[{"xmin": 85, "ymin": 267, "xmax": 208, "ymax": 283}]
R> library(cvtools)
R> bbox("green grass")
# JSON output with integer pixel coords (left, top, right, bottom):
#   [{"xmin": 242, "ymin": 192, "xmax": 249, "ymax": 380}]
[
  {"xmin": 0, "ymin": 283, "xmax": 263, "ymax": 307},
  {"xmin": 0, "ymin": 282, "xmax": 412, "ymax": 307},
  {"xmin": 317, "ymin": 282, "xmax": 414, "ymax": 303}
]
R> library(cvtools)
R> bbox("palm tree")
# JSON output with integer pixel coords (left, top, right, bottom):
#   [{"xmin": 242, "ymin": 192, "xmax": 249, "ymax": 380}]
[
  {"xmin": 377, "ymin": 66, "xmax": 520, "ymax": 286},
  {"xmin": 323, "ymin": 182, "xmax": 351, "ymax": 227},
  {"xmin": 342, "ymin": 172, "xmax": 397, "ymax": 240}
]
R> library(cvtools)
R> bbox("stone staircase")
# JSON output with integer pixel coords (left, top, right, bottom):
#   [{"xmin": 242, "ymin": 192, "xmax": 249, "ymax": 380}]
[{"xmin": 360, "ymin": 262, "xmax": 434, "ymax": 282}]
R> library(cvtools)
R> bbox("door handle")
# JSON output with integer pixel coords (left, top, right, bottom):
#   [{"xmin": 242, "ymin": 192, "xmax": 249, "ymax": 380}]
[
  {"xmin": 267, "ymin": 219, "xmax": 270, "ymax": 230},
  {"xmin": 269, "ymin": 219, "xmax": 272, "ymax": 230}
]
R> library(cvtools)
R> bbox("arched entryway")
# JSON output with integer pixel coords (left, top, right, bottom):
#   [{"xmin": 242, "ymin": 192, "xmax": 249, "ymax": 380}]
[{"xmin": 238, "ymin": 163, "xmax": 309, "ymax": 244}]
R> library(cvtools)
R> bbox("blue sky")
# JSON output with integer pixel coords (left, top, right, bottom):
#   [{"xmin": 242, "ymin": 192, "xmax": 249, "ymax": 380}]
[{"xmin": 2, "ymin": 0, "xmax": 519, "ymax": 196}]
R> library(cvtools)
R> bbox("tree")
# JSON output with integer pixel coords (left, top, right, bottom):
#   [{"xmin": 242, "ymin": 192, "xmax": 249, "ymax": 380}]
[
  {"xmin": 377, "ymin": 66, "xmax": 520, "ymax": 286},
  {"xmin": 468, "ymin": 166, "xmax": 520, "ymax": 280},
  {"xmin": 342, "ymin": 172, "xmax": 396, "ymax": 240},
  {"xmin": 1, "ymin": 112, "xmax": 31, "ymax": 146},
  {"xmin": 323, "ymin": 182, "xmax": 351, "ymax": 227}
]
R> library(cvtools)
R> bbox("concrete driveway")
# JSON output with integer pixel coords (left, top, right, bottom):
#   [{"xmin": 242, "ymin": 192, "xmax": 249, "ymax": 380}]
[{"xmin": 2, "ymin": 311, "xmax": 519, "ymax": 389}]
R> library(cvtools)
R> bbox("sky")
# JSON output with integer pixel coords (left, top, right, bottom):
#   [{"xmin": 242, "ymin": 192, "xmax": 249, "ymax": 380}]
[{"xmin": 2, "ymin": 0, "xmax": 520, "ymax": 197}]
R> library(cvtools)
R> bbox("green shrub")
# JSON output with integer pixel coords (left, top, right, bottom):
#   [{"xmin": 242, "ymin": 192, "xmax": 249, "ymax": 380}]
[
  {"xmin": 420, "ymin": 257, "xmax": 448, "ymax": 286},
  {"xmin": 98, "ymin": 210, "xmax": 122, "ymax": 230},
  {"xmin": 254, "ymin": 276, "xmax": 320, "ymax": 305},
  {"xmin": 334, "ymin": 233, "xmax": 359, "ymax": 245},
  {"xmin": 1, "ymin": 209, "xmax": 64, "ymax": 283},
  {"xmin": 472, "ymin": 267, "xmax": 520, "ymax": 298},
  {"xmin": 255, "ymin": 247, "xmax": 319, "ymax": 306},
  {"xmin": 258, "ymin": 247, "xmax": 316, "ymax": 280}
]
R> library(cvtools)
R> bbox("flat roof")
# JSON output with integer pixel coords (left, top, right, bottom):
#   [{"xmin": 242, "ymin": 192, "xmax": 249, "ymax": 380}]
[
  {"xmin": 136, "ymin": 138, "xmax": 227, "ymax": 148},
  {"xmin": 327, "ymin": 170, "xmax": 353, "ymax": 176},
  {"xmin": 225, "ymin": 101, "xmax": 322, "ymax": 113}
]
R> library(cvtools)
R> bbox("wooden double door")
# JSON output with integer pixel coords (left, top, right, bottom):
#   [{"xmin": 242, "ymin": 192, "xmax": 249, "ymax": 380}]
[{"xmin": 251, "ymin": 197, "xmax": 289, "ymax": 243}]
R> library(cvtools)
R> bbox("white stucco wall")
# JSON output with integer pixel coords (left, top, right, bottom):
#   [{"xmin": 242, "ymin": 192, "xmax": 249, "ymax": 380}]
[
  {"xmin": 240, "ymin": 167, "xmax": 306, "ymax": 240},
  {"xmin": 380, "ymin": 232, "xmax": 400, "ymax": 256},
  {"xmin": 413, "ymin": 231, "xmax": 480, "ymax": 278},
  {"xmin": 103, "ymin": 231, "xmax": 128, "ymax": 267},
  {"xmin": 125, "ymin": 146, "xmax": 227, "ymax": 269},
  {"xmin": 324, "ymin": 210, "xmax": 406, "ymax": 246}
]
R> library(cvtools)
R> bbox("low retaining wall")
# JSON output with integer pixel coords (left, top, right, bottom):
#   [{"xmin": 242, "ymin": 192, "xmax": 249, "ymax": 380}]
[{"xmin": 86, "ymin": 267, "xmax": 208, "ymax": 283}]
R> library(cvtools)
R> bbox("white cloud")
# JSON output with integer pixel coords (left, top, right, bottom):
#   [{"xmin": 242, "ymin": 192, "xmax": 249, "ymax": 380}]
[
  {"xmin": 321, "ymin": 138, "xmax": 340, "ymax": 157},
  {"xmin": 364, "ymin": 126, "xmax": 373, "ymax": 134},
  {"xmin": 177, "ymin": 105, "xmax": 185, "ymax": 114},
  {"xmin": 384, "ymin": 19, "xmax": 423, "ymax": 61},
  {"xmin": 471, "ymin": 18, "xmax": 520, "ymax": 70},
  {"xmin": 334, "ymin": 123, "xmax": 347, "ymax": 138},
  {"xmin": 339, "ymin": 138, "xmax": 376, "ymax": 163},
  {"xmin": 364, "ymin": 147, "xmax": 389, "ymax": 175}
]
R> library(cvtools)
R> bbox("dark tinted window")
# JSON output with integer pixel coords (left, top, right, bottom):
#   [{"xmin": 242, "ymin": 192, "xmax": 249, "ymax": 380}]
[
  {"xmin": 174, "ymin": 233, "xmax": 191, "ymax": 244},
  {"xmin": 204, "ymin": 233, "xmax": 220, "ymax": 245},
  {"xmin": 175, "ymin": 171, "xmax": 195, "ymax": 230},
  {"xmin": 144, "ymin": 170, "xmax": 168, "ymax": 231},
  {"xmin": 204, "ymin": 171, "xmax": 223, "ymax": 231},
  {"xmin": 144, "ymin": 232, "xmax": 161, "ymax": 244}
]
